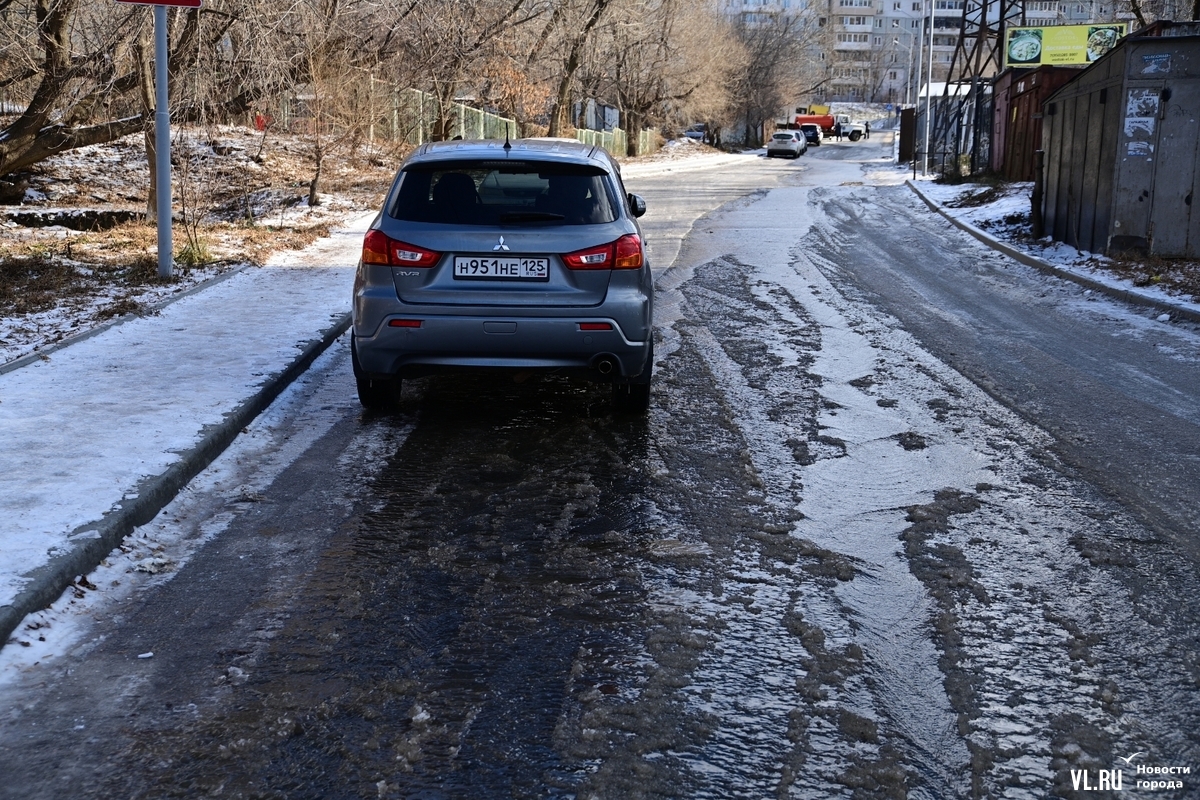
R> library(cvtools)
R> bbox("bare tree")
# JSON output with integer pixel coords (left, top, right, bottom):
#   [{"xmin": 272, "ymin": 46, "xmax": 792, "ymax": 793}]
[
  {"xmin": 0, "ymin": 0, "xmax": 252, "ymax": 179},
  {"xmin": 397, "ymin": 0, "xmax": 546, "ymax": 141},
  {"xmin": 601, "ymin": 0, "xmax": 743, "ymax": 154},
  {"xmin": 546, "ymin": 0, "xmax": 616, "ymax": 137},
  {"xmin": 726, "ymin": 10, "xmax": 815, "ymax": 146}
]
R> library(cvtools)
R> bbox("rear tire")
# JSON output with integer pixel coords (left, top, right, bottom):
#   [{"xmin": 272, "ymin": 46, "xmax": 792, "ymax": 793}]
[
  {"xmin": 849, "ymin": 131, "xmax": 862, "ymax": 142},
  {"xmin": 612, "ymin": 343, "xmax": 653, "ymax": 415},
  {"xmin": 613, "ymin": 381, "xmax": 651, "ymax": 414},
  {"xmin": 352, "ymin": 335, "xmax": 399, "ymax": 410}
]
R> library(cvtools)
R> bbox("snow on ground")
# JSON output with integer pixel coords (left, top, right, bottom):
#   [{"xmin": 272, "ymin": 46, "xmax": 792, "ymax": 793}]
[
  {"xmin": 915, "ymin": 178, "xmax": 1200, "ymax": 316},
  {"xmin": 0, "ymin": 213, "xmax": 371, "ymax": 654}
]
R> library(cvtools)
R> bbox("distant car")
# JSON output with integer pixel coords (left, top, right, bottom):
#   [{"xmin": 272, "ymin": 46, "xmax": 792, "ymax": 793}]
[
  {"xmin": 352, "ymin": 138, "xmax": 654, "ymax": 414},
  {"xmin": 766, "ymin": 130, "xmax": 807, "ymax": 158},
  {"xmin": 683, "ymin": 123, "xmax": 706, "ymax": 141},
  {"xmin": 799, "ymin": 123, "xmax": 822, "ymax": 146}
]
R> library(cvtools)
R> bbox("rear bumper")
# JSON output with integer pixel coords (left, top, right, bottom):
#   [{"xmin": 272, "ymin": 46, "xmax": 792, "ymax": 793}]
[{"xmin": 355, "ymin": 315, "xmax": 651, "ymax": 380}]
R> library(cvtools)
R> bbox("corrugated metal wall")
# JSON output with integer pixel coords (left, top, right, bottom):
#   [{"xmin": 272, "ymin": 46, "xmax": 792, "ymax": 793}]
[
  {"xmin": 1042, "ymin": 31, "xmax": 1200, "ymax": 257},
  {"xmin": 1002, "ymin": 67, "xmax": 1080, "ymax": 182}
]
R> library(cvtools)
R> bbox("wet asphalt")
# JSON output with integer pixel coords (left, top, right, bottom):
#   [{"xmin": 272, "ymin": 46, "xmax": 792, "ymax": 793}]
[{"xmin": 1, "ymin": 140, "xmax": 1198, "ymax": 799}]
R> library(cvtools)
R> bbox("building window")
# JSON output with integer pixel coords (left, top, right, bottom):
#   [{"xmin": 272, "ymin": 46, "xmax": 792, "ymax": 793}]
[
  {"xmin": 913, "ymin": 1, "xmax": 922, "ymax": 7},
  {"xmin": 842, "ymin": 15, "xmax": 868, "ymax": 24},
  {"xmin": 837, "ymin": 32, "xmax": 871, "ymax": 41}
]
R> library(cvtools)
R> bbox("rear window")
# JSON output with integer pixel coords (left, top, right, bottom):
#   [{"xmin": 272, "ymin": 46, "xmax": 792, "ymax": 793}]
[
  {"xmin": 390, "ymin": 160, "xmax": 618, "ymax": 226},
  {"xmin": 772, "ymin": 133, "xmax": 795, "ymax": 140}
]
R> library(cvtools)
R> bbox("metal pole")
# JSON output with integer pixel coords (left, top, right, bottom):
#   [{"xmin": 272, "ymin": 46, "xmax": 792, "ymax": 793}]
[
  {"xmin": 153, "ymin": 4, "xmax": 172, "ymax": 279},
  {"xmin": 1031, "ymin": 149, "xmax": 1045, "ymax": 238},
  {"xmin": 922, "ymin": 0, "xmax": 935, "ymax": 175}
]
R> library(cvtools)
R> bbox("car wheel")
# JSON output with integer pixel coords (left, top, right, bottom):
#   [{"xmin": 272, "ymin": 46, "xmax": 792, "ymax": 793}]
[
  {"xmin": 612, "ymin": 343, "xmax": 653, "ymax": 415},
  {"xmin": 352, "ymin": 334, "xmax": 399, "ymax": 410},
  {"xmin": 849, "ymin": 131, "xmax": 862, "ymax": 142},
  {"xmin": 613, "ymin": 381, "xmax": 650, "ymax": 414}
]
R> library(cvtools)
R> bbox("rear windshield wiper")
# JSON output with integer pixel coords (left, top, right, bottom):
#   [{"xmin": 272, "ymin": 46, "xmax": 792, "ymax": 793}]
[{"xmin": 498, "ymin": 211, "xmax": 565, "ymax": 223}]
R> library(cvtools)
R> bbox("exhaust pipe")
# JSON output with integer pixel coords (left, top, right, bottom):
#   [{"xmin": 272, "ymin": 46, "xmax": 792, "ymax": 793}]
[{"xmin": 595, "ymin": 356, "xmax": 617, "ymax": 375}]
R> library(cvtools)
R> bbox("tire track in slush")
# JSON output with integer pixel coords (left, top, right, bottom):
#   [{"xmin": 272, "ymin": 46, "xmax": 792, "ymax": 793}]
[
  {"xmin": 799, "ymin": 187, "xmax": 1200, "ymax": 796},
  {"xmin": 676, "ymin": 241, "xmax": 971, "ymax": 798}
]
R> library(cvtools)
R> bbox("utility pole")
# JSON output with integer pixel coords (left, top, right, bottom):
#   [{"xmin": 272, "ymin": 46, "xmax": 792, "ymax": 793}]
[{"xmin": 117, "ymin": 0, "xmax": 202, "ymax": 279}]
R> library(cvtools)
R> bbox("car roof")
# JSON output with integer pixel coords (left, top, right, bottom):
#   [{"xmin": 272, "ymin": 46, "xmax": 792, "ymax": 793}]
[{"xmin": 407, "ymin": 138, "xmax": 612, "ymax": 170}]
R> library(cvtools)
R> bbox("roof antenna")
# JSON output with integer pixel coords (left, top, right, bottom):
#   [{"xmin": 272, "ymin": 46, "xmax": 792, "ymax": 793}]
[{"xmin": 503, "ymin": 122, "xmax": 512, "ymax": 151}]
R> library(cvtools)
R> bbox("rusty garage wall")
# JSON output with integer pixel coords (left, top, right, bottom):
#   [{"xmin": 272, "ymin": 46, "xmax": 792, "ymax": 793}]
[
  {"xmin": 1042, "ymin": 23, "xmax": 1200, "ymax": 257},
  {"xmin": 996, "ymin": 66, "xmax": 1080, "ymax": 182}
]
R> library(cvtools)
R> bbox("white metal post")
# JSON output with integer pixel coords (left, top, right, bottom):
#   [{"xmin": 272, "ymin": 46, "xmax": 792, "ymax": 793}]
[
  {"xmin": 923, "ymin": 0, "xmax": 935, "ymax": 175},
  {"xmin": 153, "ymin": 3, "xmax": 173, "ymax": 278}
]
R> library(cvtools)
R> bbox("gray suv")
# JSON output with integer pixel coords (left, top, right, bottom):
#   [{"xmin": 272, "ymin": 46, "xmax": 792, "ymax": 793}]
[{"xmin": 352, "ymin": 139, "xmax": 654, "ymax": 412}]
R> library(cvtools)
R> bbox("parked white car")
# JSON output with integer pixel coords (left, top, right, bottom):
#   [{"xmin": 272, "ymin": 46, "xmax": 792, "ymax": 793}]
[{"xmin": 766, "ymin": 130, "xmax": 807, "ymax": 158}]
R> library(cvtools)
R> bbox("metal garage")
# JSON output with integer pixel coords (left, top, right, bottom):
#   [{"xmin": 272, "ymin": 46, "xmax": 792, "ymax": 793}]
[{"xmin": 1042, "ymin": 21, "xmax": 1200, "ymax": 257}]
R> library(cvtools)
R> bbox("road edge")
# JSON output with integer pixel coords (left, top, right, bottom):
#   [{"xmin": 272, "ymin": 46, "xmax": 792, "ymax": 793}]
[
  {"xmin": 905, "ymin": 179, "xmax": 1200, "ymax": 325},
  {"xmin": 0, "ymin": 312, "xmax": 352, "ymax": 648}
]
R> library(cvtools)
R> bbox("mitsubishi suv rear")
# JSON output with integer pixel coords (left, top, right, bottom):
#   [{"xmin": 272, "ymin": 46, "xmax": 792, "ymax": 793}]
[{"xmin": 351, "ymin": 138, "xmax": 654, "ymax": 413}]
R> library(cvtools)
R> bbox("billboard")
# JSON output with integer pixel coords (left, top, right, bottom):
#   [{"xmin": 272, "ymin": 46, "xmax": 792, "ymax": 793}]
[{"xmin": 1004, "ymin": 23, "xmax": 1127, "ymax": 68}]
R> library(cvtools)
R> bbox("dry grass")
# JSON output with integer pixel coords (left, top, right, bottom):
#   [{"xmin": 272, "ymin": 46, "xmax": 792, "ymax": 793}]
[{"xmin": 1105, "ymin": 251, "xmax": 1200, "ymax": 298}]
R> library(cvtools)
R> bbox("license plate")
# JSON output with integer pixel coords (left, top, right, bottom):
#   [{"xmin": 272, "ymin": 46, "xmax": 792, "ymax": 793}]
[{"xmin": 454, "ymin": 256, "xmax": 549, "ymax": 281}]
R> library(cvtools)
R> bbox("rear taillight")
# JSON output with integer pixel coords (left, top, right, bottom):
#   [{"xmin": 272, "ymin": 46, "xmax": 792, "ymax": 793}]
[
  {"xmin": 362, "ymin": 230, "xmax": 440, "ymax": 267},
  {"xmin": 578, "ymin": 322, "xmax": 613, "ymax": 331},
  {"xmin": 613, "ymin": 234, "xmax": 643, "ymax": 269},
  {"xmin": 563, "ymin": 234, "xmax": 643, "ymax": 270}
]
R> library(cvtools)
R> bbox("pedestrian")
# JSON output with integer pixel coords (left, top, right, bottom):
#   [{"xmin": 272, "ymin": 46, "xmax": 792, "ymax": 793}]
[
  {"xmin": 835, "ymin": 123, "xmax": 842, "ymax": 142},
  {"xmin": 864, "ymin": 121, "xmax": 870, "ymax": 140}
]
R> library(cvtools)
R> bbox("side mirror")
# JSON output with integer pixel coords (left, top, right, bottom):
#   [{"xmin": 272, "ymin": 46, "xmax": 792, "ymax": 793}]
[{"xmin": 628, "ymin": 193, "xmax": 647, "ymax": 218}]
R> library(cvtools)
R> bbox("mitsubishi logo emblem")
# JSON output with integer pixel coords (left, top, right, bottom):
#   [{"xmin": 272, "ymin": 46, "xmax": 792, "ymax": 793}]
[{"xmin": 493, "ymin": 236, "xmax": 510, "ymax": 251}]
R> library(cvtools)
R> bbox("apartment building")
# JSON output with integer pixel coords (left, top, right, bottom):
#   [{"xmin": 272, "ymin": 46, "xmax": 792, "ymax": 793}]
[
  {"xmin": 721, "ymin": 0, "xmax": 1144, "ymax": 104},
  {"xmin": 821, "ymin": 0, "xmax": 1135, "ymax": 103}
]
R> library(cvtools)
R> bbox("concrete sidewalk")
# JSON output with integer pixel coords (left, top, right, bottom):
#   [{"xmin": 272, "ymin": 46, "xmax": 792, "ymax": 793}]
[{"xmin": 0, "ymin": 213, "xmax": 374, "ymax": 646}]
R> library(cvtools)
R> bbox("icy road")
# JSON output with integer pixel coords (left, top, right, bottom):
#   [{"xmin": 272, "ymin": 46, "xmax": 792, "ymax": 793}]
[{"xmin": 1, "ymin": 138, "xmax": 1198, "ymax": 799}]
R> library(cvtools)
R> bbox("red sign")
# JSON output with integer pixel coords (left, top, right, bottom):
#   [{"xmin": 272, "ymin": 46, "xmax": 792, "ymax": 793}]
[{"xmin": 116, "ymin": 0, "xmax": 203, "ymax": 7}]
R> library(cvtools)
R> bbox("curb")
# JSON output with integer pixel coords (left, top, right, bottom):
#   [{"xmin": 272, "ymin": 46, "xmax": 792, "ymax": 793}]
[
  {"xmin": 905, "ymin": 180, "xmax": 1200, "ymax": 326},
  {"xmin": 0, "ymin": 311, "xmax": 352, "ymax": 647}
]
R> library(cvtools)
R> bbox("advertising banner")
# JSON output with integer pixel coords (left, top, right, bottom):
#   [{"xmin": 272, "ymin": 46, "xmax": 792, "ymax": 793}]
[{"xmin": 1004, "ymin": 23, "xmax": 1127, "ymax": 68}]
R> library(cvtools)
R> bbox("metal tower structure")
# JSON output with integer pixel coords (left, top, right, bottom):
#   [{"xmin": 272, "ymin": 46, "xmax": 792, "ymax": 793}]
[{"xmin": 929, "ymin": 0, "xmax": 1026, "ymax": 174}]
